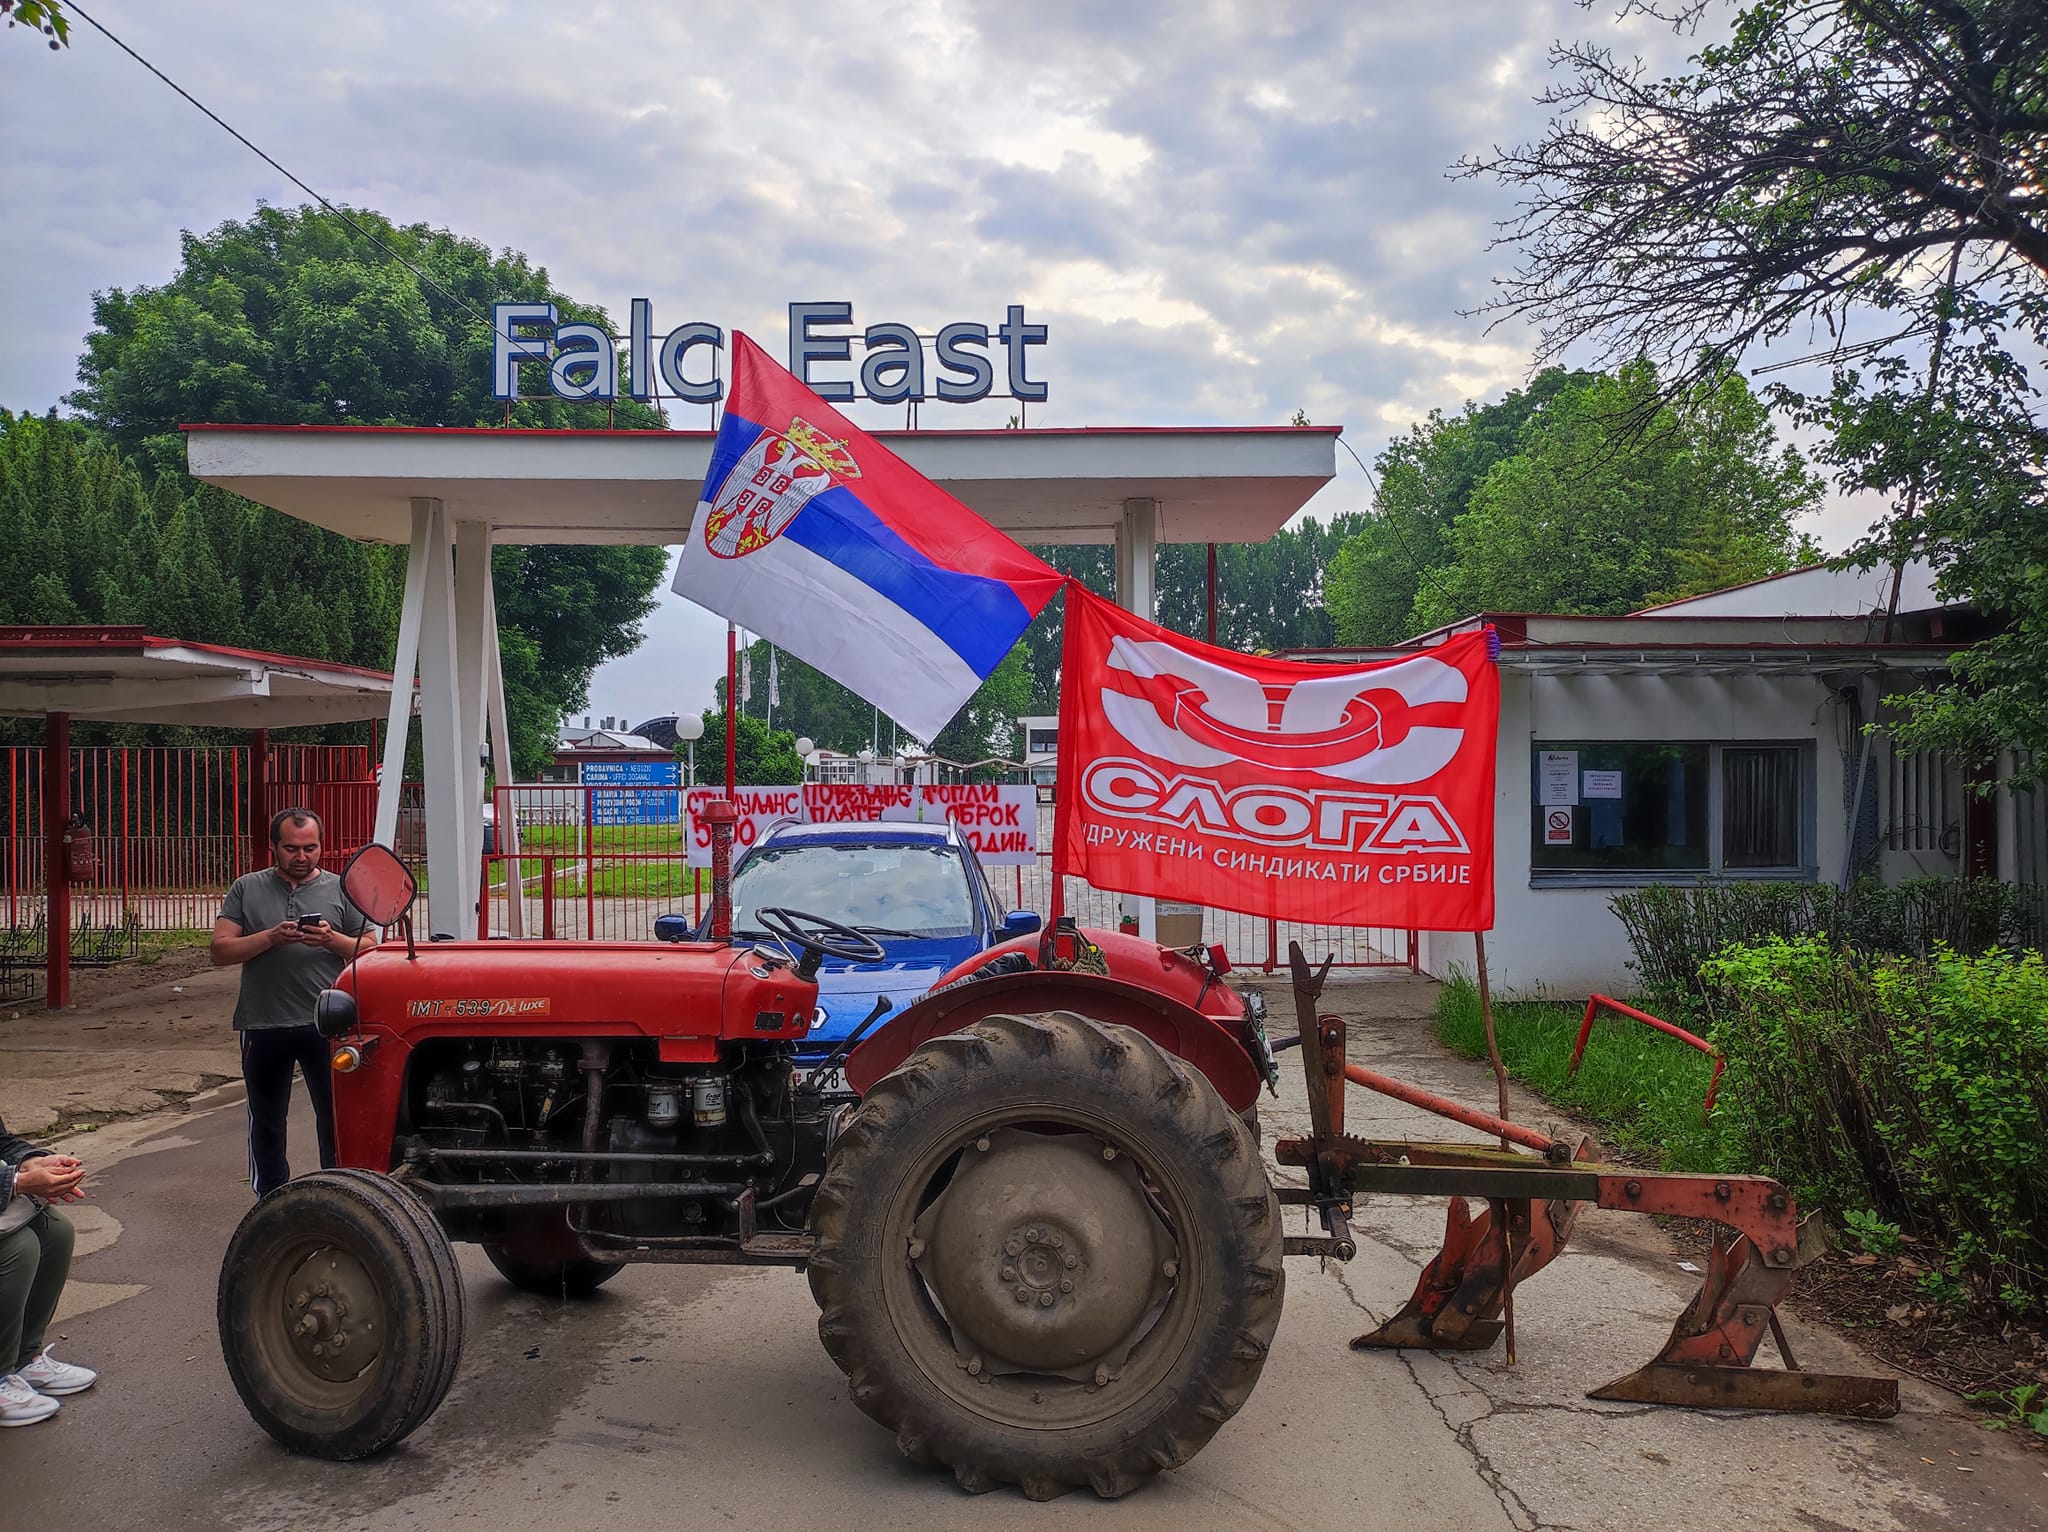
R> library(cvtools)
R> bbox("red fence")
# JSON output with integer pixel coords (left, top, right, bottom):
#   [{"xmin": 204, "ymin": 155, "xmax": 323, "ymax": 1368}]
[
  {"xmin": 1011, "ymin": 800, "xmax": 1416, "ymax": 971},
  {"xmin": 2, "ymin": 744, "xmax": 374, "ymax": 935},
  {"xmin": 480, "ymin": 783, "xmax": 701, "ymax": 941}
]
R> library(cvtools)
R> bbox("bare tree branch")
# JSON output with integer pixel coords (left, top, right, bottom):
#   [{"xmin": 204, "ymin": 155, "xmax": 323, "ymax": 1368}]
[{"xmin": 1462, "ymin": 1, "xmax": 2048, "ymax": 389}]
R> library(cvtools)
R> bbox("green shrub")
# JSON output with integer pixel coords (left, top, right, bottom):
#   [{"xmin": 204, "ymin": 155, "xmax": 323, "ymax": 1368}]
[
  {"xmin": 1612, "ymin": 878, "xmax": 2046, "ymax": 1009},
  {"xmin": 1700, "ymin": 938, "xmax": 2048, "ymax": 1313}
]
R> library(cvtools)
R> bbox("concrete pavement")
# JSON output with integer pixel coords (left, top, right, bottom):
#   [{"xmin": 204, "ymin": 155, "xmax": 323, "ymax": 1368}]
[
  {"xmin": 0, "ymin": 970, "xmax": 2041, "ymax": 1529},
  {"xmin": 0, "ymin": 944, "xmax": 241, "ymax": 1134}
]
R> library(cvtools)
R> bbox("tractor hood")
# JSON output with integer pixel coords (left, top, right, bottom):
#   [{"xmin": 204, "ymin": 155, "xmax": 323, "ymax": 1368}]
[{"xmin": 340, "ymin": 939, "xmax": 818, "ymax": 1059}]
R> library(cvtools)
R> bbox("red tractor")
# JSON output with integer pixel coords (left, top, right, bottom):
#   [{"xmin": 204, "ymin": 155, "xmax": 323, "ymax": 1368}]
[{"xmin": 216, "ymin": 841, "xmax": 1292, "ymax": 1500}]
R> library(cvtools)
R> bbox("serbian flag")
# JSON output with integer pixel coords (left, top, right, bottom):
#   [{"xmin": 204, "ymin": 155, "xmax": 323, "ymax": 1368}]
[
  {"xmin": 1054, "ymin": 588, "xmax": 1499, "ymax": 930},
  {"xmin": 673, "ymin": 334, "xmax": 1063, "ymax": 741}
]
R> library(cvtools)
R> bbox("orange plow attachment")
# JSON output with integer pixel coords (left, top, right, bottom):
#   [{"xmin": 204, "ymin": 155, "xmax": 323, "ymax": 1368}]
[{"xmin": 1276, "ymin": 944, "xmax": 1898, "ymax": 1419}]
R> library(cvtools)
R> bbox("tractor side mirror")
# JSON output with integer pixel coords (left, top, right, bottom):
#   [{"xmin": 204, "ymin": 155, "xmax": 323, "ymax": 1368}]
[
  {"xmin": 1001, "ymin": 909, "xmax": 1042, "ymax": 937},
  {"xmin": 653, "ymin": 914, "xmax": 693, "ymax": 943},
  {"xmin": 341, "ymin": 843, "xmax": 417, "ymax": 928}
]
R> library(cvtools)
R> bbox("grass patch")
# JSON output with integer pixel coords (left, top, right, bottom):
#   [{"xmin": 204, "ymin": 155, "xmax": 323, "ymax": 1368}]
[
  {"xmin": 508, "ymin": 823, "xmax": 687, "ymax": 854},
  {"xmin": 550, "ymin": 863, "xmax": 704, "ymax": 899},
  {"xmin": 1433, "ymin": 975, "xmax": 1735, "ymax": 1173}
]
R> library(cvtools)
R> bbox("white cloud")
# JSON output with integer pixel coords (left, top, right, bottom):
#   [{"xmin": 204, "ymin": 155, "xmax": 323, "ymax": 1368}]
[{"xmin": 2, "ymin": 0, "xmax": 1813, "ymax": 725}]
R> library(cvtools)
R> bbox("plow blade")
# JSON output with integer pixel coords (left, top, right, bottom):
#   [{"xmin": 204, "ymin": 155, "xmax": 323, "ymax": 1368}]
[
  {"xmin": 1590, "ymin": 1363, "xmax": 1899, "ymax": 1417},
  {"xmin": 1351, "ymin": 1181, "xmax": 1582, "ymax": 1353}
]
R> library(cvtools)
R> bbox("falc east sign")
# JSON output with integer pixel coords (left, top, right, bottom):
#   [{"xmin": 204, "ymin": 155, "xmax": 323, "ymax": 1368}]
[{"xmin": 491, "ymin": 300, "xmax": 1049, "ymax": 407}]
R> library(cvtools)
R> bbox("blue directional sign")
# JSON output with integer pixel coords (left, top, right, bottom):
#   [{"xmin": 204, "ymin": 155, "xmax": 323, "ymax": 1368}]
[{"xmin": 581, "ymin": 760, "xmax": 681, "ymax": 826}]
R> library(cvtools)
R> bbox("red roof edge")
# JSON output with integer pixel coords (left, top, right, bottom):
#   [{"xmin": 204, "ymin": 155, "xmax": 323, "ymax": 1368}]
[
  {"xmin": 179, "ymin": 421, "xmax": 1345, "ymax": 441},
  {"xmin": 1, "ymin": 625, "xmax": 404, "ymax": 685}
]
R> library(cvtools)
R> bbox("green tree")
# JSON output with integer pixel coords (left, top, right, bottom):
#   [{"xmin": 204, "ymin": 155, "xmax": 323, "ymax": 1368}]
[
  {"xmin": 929, "ymin": 647, "xmax": 1035, "ymax": 770},
  {"xmin": 1411, "ymin": 364, "xmax": 1822, "ymax": 627},
  {"xmin": 1464, "ymin": 0, "xmax": 2048, "ymax": 776},
  {"xmin": 62, "ymin": 203, "xmax": 672, "ymax": 768},
  {"xmin": 688, "ymin": 709, "xmax": 803, "ymax": 787},
  {"xmin": 723, "ymin": 641, "xmax": 881, "ymax": 755},
  {"xmin": 1326, "ymin": 369, "xmax": 1592, "ymax": 644},
  {"xmin": 3, "ymin": 1, "xmax": 68, "ymax": 52}
]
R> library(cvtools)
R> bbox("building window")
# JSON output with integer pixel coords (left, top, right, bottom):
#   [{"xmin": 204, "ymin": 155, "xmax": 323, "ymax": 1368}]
[
  {"xmin": 1531, "ymin": 741, "xmax": 1811, "ymax": 883},
  {"xmin": 1723, "ymin": 747, "xmax": 1801, "ymax": 868},
  {"xmin": 1027, "ymin": 728, "xmax": 1058, "ymax": 756}
]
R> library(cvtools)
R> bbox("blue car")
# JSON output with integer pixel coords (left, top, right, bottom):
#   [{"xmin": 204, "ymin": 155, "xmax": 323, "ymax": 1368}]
[{"xmin": 675, "ymin": 820, "xmax": 1039, "ymax": 1055}]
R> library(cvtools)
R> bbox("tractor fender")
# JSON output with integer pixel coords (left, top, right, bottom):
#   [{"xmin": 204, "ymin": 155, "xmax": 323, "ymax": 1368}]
[{"xmin": 843, "ymin": 968, "xmax": 1263, "ymax": 1113}]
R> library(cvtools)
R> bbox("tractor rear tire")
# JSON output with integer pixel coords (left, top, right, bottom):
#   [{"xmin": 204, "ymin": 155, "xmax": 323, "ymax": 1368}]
[
  {"xmin": 218, "ymin": 1170, "xmax": 465, "ymax": 1460},
  {"xmin": 809, "ymin": 1010, "xmax": 1283, "ymax": 1500}
]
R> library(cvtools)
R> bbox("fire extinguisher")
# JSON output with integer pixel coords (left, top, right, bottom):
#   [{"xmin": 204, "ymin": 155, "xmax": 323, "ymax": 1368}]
[{"xmin": 62, "ymin": 814, "xmax": 98, "ymax": 883}]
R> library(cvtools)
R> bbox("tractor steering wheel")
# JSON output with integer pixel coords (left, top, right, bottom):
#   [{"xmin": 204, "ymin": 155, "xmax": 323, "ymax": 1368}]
[{"xmin": 754, "ymin": 907, "xmax": 887, "ymax": 981}]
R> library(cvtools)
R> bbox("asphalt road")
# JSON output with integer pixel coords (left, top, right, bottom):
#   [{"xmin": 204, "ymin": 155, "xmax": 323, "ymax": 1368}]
[{"xmin": 4, "ymin": 1004, "xmax": 2043, "ymax": 1532}]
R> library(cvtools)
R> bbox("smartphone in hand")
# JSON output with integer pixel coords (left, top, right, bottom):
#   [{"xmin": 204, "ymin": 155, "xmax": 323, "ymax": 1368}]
[{"xmin": 296, "ymin": 914, "xmax": 328, "ymax": 932}]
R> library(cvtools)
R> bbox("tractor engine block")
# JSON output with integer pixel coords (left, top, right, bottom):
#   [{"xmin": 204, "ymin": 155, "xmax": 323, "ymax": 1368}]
[{"xmin": 399, "ymin": 1037, "xmax": 844, "ymax": 1244}]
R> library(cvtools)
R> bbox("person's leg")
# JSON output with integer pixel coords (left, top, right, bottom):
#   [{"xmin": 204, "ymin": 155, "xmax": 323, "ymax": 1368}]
[
  {"xmin": 241, "ymin": 1027, "xmax": 297, "ymax": 1196},
  {"xmin": 14, "ymin": 1208, "xmax": 73, "ymax": 1369},
  {"xmin": 0, "ymin": 1222, "xmax": 42, "ymax": 1375},
  {"xmin": 290, "ymin": 1025, "xmax": 339, "ymax": 1171}
]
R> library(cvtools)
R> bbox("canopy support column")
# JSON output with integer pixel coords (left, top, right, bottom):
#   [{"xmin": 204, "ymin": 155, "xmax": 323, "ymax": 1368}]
[
  {"xmin": 412, "ymin": 501, "xmax": 466, "ymax": 936},
  {"xmin": 374, "ymin": 504, "xmax": 432, "ymax": 850},
  {"xmin": 452, "ymin": 518, "xmax": 494, "ymax": 930}
]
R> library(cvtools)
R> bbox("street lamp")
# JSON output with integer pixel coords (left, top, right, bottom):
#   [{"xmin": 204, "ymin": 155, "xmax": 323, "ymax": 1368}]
[
  {"xmin": 675, "ymin": 712, "xmax": 705, "ymax": 788},
  {"xmin": 858, "ymin": 746, "xmax": 875, "ymax": 785},
  {"xmin": 793, "ymin": 737, "xmax": 814, "ymax": 784}
]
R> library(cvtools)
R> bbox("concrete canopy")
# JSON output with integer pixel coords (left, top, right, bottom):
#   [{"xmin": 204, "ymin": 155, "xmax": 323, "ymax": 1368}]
[
  {"xmin": 184, "ymin": 423, "xmax": 1341, "ymax": 545},
  {"xmin": 0, "ymin": 626, "xmax": 409, "ymax": 727},
  {"xmin": 183, "ymin": 419, "xmax": 1341, "ymax": 945}
]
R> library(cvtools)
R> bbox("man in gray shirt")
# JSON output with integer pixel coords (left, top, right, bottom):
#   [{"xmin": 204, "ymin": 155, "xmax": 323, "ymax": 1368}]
[{"xmin": 211, "ymin": 807, "xmax": 379, "ymax": 1196}]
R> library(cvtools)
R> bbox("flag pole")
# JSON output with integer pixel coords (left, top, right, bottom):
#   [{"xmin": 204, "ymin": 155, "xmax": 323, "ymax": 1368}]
[
  {"xmin": 1473, "ymin": 925, "xmax": 1515, "ymax": 1364},
  {"xmin": 1474, "ymin": 930, "xmax": 1509, "ymax": 1141},
  {"xmin": 725, "ymin": 622, "xmax": 738, "ymax": 797}
]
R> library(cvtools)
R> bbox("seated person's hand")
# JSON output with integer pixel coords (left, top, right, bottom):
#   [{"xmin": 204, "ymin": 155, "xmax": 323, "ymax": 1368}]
[{"xmin": 15, "ymin": 1157, "xmax": 87, "ymax": 1202}]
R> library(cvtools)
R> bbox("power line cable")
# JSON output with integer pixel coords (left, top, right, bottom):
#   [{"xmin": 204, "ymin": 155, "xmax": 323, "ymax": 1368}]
[
  {"xmin": 65, "ymin": 1, "xmax": 519, "ymax": 354},
  {"xmin": 1333, "ymin": 431, "xmax": 1472, "ymax": 627}
]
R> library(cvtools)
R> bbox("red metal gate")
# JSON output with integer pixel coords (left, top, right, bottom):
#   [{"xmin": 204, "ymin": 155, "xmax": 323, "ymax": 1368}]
[{"xmin": 2, "ymin": 744, "xmax": 374, "ymax": 936}]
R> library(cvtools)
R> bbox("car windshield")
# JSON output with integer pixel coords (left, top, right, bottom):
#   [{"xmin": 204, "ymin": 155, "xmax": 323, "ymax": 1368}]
[{"xmin": 729, "ymin": 842, "xmax": 977, "ymax": 940}]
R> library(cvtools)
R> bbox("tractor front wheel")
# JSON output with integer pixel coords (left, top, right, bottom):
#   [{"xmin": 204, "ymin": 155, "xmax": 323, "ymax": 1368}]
[
  {"xmin": 218, "ymin": 1170, "xmax": 465, "ymax": 1459},
  {"xmin": 808, "ymin": 1011, "xmax": 1284, "ymax": 1500}
]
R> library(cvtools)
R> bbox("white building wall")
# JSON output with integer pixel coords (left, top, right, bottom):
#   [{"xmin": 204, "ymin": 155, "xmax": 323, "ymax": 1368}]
[{"xmin": 1419, "ymin": 668, "xmax": 1852, "ymax": 997}]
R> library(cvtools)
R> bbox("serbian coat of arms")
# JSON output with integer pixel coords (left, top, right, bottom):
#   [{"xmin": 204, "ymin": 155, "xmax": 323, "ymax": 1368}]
[{"xmin": 702, "ymin": 417, "xmax": 861, "ymax": 559}]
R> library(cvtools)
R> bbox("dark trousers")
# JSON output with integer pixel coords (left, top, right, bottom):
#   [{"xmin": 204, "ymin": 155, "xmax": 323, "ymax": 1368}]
[
  {"xmin": 0, "ymin": 1206, "xmax": 73, "ymax": 1371},
  {"xmin": 240, "ymin": 1024, "xmax": 337, "ymax": 1197}
]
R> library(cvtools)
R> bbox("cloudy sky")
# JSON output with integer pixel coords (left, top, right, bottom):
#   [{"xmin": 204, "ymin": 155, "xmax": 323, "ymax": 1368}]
[{"xmin": 3, "ymin": 1, "xmax": 1871, "ymax": 728}]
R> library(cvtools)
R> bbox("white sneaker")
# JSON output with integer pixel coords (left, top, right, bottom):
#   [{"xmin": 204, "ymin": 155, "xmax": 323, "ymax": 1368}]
[
  {"xmin": 19, "ymin": 1348, "xmax": 96, "ymax": 1396},
  {"xmin": 0, "ymin": 1373, "xmax": 60, "ymax": 1426}
]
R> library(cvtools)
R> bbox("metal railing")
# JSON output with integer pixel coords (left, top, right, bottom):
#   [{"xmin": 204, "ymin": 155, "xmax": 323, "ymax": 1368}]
[
  {"xmin": 1007, "ymin": 803, "xmax": 1417, "ymax": 971},
  {"xmin": 2, "ymin": 744, "xmax": 374, "ymax": 936},
  {"xmin": 479, "ymin": 783, "xmax": 701, "ymax": 941}
]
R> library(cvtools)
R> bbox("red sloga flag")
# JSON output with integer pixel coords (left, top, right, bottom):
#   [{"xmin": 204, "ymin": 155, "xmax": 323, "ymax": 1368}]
[{"xmin": 1053, "ymin": 587, "xmax": 1499, "ymax": 931}]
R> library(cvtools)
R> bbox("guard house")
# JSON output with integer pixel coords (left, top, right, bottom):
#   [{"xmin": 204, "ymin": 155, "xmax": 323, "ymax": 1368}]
[
  {"xmin": 187, "ymin": 422, "xmax": 1338, "ymax": 938},
  {"xmin": 550, "ymin": 724, "xmax": 671, "ymax": 784},
  {"xmin": 1288, "ymin": 561, "xmax": 2029, "ymax": 996}
]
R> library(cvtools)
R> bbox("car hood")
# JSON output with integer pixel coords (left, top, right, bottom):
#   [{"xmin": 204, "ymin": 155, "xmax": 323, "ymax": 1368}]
[{"xmin": 805, "ymin": 936, "xmax": 979, "ymax": 1046}]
